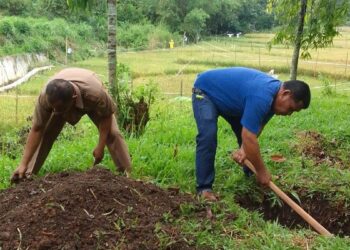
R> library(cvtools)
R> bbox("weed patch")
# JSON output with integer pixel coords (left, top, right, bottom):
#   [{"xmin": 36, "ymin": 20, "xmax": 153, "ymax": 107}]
[{"xmin": 296, "ymin": 131, "xmax": 345, "ymax": 167}]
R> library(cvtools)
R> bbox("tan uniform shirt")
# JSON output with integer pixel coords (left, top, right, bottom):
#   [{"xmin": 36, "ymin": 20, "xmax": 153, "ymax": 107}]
[{"xmin": 33, "ymin": 68, "xmax": 116, "ymax": 127}]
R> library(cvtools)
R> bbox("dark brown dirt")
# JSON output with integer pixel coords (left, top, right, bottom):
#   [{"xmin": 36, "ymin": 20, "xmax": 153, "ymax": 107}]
[
  {"xmin": 0, "ymin": 167, "xmax": 200, "ymax": 249},
  {"xmin": 236, "ymin": 190, "xmax": 350, "ymax": 236},
  {"xmin": 296, "ymin": 131, "xmax": 343, "ymax": 166}
]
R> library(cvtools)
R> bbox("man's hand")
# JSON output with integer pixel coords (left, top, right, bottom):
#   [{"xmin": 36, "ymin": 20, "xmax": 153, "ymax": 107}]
[
  {"xmin": 117, "ymin": 165, "xmax": 131, "ymax": 178},
  {"xmin": 256, "ymin": 170, "xmax": 271, "ymax": 186},
  {"xmin": 93, "ymin": 146, "xmax": 104, "ymax": 165},
  {"xmin": 232, "ymin": 148, "xmax": 246, "ymax": 166},
  {"xmin": 11, "ymin": 164, "xmax": 28, "ymax": 183}
]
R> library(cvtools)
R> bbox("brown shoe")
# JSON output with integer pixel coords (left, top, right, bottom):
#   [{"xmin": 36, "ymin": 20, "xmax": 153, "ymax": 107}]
[{"xmin": 198, "ymin": 190, "xmax": 218, "ymax": 202}]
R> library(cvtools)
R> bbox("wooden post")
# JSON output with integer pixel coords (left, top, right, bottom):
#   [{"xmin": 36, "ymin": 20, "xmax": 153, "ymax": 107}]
[
  {"xmin": 234, "ymin": 45, "xmax": 237, "ymax": 64},
  {"xmin": 345, "ymin": 51, "xmax": 348, "ymax": 77},
  {"xmin": 180, "ymin": 79, "xmax": 183, "ymax": 96},
  {"xmin": 15, "ymin": 88, "xmax": 18, "ymax": 125},
  {"xmin": 314, "ymin": 51, "xmax": 319, "ymax": 77},
  {"xmin": 65, "ymin": 36, "xmax": 68, "ymax": 65}
]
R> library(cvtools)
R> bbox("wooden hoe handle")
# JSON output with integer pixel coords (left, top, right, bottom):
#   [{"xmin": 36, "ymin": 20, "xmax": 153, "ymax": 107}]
[{"xmin": 243, "ymin": 159, "xmax": 333, "ymax": 236}]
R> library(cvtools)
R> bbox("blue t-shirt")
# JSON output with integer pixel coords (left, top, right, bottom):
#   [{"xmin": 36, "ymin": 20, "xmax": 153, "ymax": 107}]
[{"xmin": 194, "ymin": 67, "xmax": 281, "ymax": 134}]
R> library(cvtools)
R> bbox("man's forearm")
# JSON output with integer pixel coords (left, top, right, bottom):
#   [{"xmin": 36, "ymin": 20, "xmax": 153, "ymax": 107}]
[
  {"xmin": 97, "ymin": 115, "xmax": 112, "ymax": 149},
  {"xmin": 242, "ymin": 129, "xmax": 267, "ymax": 174},
  {"xmin": 20, "ymin": 127, "xmax": 43, "ymax": 166}
]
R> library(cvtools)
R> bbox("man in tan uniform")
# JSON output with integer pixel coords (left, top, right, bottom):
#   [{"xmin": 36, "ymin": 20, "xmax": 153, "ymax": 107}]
[{"xmin": 11, "ymin": 68, "xmax": 131, "ymax": 182}]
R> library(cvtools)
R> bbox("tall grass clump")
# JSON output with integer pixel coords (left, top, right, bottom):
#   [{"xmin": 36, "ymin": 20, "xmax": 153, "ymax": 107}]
[{"xmin": 319, "ymin": 73, "xmax": 335, "ymax": 96}]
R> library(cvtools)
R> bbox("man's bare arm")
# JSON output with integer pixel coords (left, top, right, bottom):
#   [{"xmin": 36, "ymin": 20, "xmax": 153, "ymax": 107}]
[
  {"xmin": 241, "ymin": 127, "xmax": 271, "ymax": 185},
  {"xmin": 93, "ymin": 114, "xmax": 112, "ymax": 164},
  {"xmin": 11, "ymin": 125, "xmax": 44, "ymax": 182}
]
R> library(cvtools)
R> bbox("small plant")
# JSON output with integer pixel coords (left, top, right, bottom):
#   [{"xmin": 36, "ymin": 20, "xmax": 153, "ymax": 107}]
[
  {"xmin": 267, "ymin": 192, "xmax": 283, "ymax": 208},
  {"xmin": 0, "ymin": 21, "xmax": 14, "ymax": 38},
  {"xmin": 111, "ymin": 63, "xmax": 159, "ymax": 136},
  {"xmin": 162, "ymin": 211, "xmax": 174, "ymax": 223},
  {"xmin": 319, "ymin": 73, "xmax": 335, "ymax": 96},
  {"xmin": 114, "ymin": 217, "xmax": 126, "ymax": 231},
  {"xmin": 179, "ymin": 203, "xmax": 195, "ymax": 216}
]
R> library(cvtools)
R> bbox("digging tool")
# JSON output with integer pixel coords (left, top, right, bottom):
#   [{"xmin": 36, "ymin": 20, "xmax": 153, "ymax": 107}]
[{"xmin": 242, "ymin": 159, "xmax": 333, "ymax": 236}]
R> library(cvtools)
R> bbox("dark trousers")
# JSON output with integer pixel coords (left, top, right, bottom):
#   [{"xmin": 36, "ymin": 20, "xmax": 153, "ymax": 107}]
[{"xmin": 192, "ymin": 89, "xmax": 252, "ymax": 192}]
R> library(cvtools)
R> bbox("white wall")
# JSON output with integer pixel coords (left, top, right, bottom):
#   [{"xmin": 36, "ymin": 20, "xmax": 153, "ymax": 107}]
[{"xmin": 0, "ymin": 53, "xmax": 48, "ymax": 87}]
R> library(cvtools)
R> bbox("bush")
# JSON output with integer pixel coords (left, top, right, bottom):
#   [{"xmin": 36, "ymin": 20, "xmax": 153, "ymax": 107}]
[
  {"xmin": 0, "ymin": 16, "xmax": 101, "ymax": 61},
  {"xmin": 0, "ymin": 21, "xmax": 14, "ymax": 38},
  {"xmin": 118, "ymin": 22, "xmax": 178, "ymax": 50},
  {"xmin": 118, "ymin": 23, "xmax": 151, "ymax": 49},
  {"xmin": 148, "ymin": 25, "xmax": 177, "ymax": 49},
  {"xmin": 0, "ymin": 0, "xmax": 30, "ymax": 16},
  {"xmin": 110, "ymin": 63, "xmax": 159, "ymax": 136},
  {"xmin": 13, "ymin": 20, "xmax": 31, "ymax": 35}
]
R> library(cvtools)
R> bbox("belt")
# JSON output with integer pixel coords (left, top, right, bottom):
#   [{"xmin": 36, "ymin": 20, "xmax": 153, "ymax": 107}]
[{"xmin": 192, "ymin": 87, "xmax": 204, "ymax": 95}]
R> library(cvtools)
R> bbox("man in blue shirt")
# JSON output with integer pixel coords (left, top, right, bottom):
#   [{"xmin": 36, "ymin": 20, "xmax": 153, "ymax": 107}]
[{"xmin": 192, "ymin": 67, "xmax": 311, "ymax": 201}]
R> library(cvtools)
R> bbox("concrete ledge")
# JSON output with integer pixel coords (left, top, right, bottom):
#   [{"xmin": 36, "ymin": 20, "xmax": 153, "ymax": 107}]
[{"xmin": 0, "ymin": 65, "xmax": 54, "ymax": 92}]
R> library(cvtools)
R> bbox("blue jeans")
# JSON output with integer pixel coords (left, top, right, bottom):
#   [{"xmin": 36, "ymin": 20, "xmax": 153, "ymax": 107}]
[{"xmin": 192, "ymin": 90, "xmax": 253, "ymax": 192}]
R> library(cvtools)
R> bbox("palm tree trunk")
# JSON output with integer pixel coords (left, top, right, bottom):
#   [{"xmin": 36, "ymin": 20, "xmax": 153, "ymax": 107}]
[
  {"xmin": 290, "ymin": 0, "xmax": 307, "ymax": 80},
  {"xmin": 107, "ymin": 0, "xmax": 118, "ymax": 103}
]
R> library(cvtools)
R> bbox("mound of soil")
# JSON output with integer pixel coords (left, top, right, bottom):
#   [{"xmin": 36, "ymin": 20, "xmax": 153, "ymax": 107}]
[
  {"xmin": 0, "ymin": 167, "xmax": 198, "ymax": 249},
  {"xmin": 236, "ymin": 190, "xmax": 350, "ymax": 236},
  {"xmin": 296, "ymin": 131, "xmax": 342, "ymax": 166}
]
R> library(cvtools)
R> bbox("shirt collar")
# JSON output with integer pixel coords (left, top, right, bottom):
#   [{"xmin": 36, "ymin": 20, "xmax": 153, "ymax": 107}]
[{"xmin": 69, "ymin": 81, "xmax": 84, "ymax": 109}]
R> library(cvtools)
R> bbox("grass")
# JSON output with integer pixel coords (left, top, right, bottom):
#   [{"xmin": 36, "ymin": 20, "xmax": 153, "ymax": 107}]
[{"xmin": 1, "ymin": 30, "xmax": 350, "ymax": 248}]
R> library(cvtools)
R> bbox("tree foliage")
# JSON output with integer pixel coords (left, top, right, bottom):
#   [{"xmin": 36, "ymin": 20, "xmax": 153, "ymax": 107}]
[
  {"xmin": 182, "ymin": 8, "xmax": 209, "ymax": 42},
  {"xmin": 1, "ymin": 0, "xmax": 274, "ymax": 43},
  {"xmin": 268, "ymin": 0, "xmax": 349, "ymax": 80},
  {"xmin": 268, "ymin": 0, "xmax": 350, "ymax": 59}
]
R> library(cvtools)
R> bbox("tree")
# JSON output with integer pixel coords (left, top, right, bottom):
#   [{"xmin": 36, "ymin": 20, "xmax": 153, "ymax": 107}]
[
  {"xmin": 268, "ymin": 0, "xmax": 350, "ymax": 80},
  {"xmin": 238, "ymin": 0, "xmax": 274, "ymax": 32},
  {"xmin": 66, "ymin": 0, "xmax": 119, "ymax": 104},
  {"xmin": 182, "ymin": 8, "xmax": 209, "ymax": 43}
]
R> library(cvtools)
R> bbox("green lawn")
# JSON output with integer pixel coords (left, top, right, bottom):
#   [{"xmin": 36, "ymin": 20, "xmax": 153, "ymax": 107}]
[{"xmin": 1, "ymin": 31, "xmax": 350, "ymax": 249}]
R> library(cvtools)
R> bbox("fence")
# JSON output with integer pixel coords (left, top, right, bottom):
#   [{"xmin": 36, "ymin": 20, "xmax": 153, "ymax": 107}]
[{"xmin": 1, "ymin": 34, "xmax": 350, "ymax": 136}]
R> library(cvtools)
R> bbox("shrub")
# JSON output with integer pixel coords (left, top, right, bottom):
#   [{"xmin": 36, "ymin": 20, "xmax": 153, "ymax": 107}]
[
  {"xmin": 118, "ymin": 23, "xmax": 151, "ymax": 49},
  {"xmin": 0, "ymin": 21, "xmax": 14, "ymax": 38},
  {"xmin": 0, "ymin": 0, "xmax": 30, "ymax": 16},
  {"xmin": 118, "ymin": 22, "xmax": 178, "ymax": 50},
  {"xmin": 0, "ymin": 17, "xmax": 100, "ymax": 61},
  {"xmin": 109, "ymin": 63, "xmax": 159, "ymax": 136},
  {"xmin": 13, "ymin": 20, "xmax": 31, "ymax": 35},
  {"xmin": 148, "ymin": 25, "xmax": 177, "ymax": 49}
]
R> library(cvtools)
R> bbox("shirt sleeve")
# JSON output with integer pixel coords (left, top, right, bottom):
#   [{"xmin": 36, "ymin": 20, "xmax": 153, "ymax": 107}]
[
  {"xmin": 240, "ymin": 96, "xmax": 272, "ymax": 135},
  {"xmin": 32, "ymin": 93, "xmax": 52, "ymax": 128},
  {"xmin": 94, "ymin": 89, "xmax": 116, "ymax": 117}
]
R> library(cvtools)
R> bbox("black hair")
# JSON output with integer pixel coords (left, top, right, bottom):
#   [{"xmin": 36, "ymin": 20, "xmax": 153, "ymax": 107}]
[
  {"xmin": 46, "ymin": 79, "xmax": 74, "ymax": 103},
  {"xmin": 283, "ymin": 80, "xmax": 311, "ymax": 109}
]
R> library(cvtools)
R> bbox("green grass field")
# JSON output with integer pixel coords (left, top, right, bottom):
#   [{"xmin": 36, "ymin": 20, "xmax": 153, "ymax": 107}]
[{"xmin": 1, "ymin": 30, "xmax": 350, "ymax": 249}]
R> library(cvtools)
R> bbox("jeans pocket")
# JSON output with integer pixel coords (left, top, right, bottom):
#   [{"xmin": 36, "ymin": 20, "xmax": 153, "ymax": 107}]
[{"xmin": 198, "ymin": 97, "xmax": 215, "ymax": 120}]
